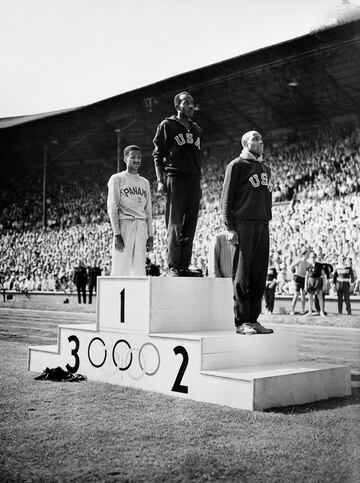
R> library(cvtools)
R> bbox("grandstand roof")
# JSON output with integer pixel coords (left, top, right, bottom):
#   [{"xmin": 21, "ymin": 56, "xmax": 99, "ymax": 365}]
[{"xmin": 1, "ymin": 19, "xmax": 359, "ymax": 173}]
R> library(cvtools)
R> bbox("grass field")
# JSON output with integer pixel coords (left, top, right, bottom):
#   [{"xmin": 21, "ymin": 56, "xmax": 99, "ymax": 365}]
[{"xmin": 1, "ymin": 304, "xmax": 360, "ymax": 482}]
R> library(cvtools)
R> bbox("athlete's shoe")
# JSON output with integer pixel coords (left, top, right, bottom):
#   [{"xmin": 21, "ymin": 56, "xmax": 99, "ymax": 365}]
[
  {"xmin": 236, "ymin": 323, "xmax": 257, "ymax": 335},
  {"xmin": 179, "ymin": 268, "xmax": 203, "ymax": 277},
  {"xmin": 320, "ymin": 311, "xmax": 326, "ymax": 317},
  {"xmin": 304, "ymin": 311, "xmax": 316, "ymax": 316},
  {"xmin": 168, "ymin": 268, "xmax": 179, "ymax": 277},
  {"xmin": 289, "ymin": 311, "xmax": 295, "ymax": 315},
  {"xmin": 251, "ymin": 322, "xmax": 274, "ymax": 334}
]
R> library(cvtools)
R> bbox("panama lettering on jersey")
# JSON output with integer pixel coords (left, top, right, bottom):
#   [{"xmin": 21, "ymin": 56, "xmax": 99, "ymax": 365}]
[
  {"xmin": 122, "ymin": 186, "xmax": 147, "ymax": 198},
  {"xmin": 249, "ymin": 172, "xmax": 272, "ymax": 191},
  {"xmin": 174, "ymin": 133, "xmax": 201, "ymax": 150}
]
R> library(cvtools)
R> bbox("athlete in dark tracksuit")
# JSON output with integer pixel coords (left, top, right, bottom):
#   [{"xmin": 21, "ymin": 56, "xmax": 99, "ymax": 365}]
[
  {"xmin": 153, "ymin": 92, "xmax": 202, "ymax": 276},
  {"xmin": 221, "ymin": 131, "xmax": 273, "ymax": 335}
]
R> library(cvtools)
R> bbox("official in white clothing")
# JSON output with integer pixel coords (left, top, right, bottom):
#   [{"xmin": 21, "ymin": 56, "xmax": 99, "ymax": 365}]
[{"xmin": 207, "ymin": 231, "xmax": 236, "ymax": 278}]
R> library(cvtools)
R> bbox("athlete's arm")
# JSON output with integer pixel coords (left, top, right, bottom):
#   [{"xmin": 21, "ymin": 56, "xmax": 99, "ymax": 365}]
[
  {"xmin": 155, "ymin": 165, "xmax": 166, "ymax": 195},
  {"xmin": 153, "ymin": 121, "xmax": 169, "ymax": 196},
  {"xmin": 290, "ymin": 259, "xmax": 299, "ymax": 271},
  {"xmin": 144, "ymin": 179, "xmax": 154, "ymax": 238},
  {"xmin": 221, "ymin": 162, "xmax": 239, "ymax": 232},
  {"xmin": 107, "ymin": 176, "xmax": 121, "ymax": 236}
]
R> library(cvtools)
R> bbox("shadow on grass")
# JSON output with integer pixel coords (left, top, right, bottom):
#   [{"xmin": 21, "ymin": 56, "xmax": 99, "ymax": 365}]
[{"xmin": 266, "ymin": 387, "xmax": 360, "ymax": 414}]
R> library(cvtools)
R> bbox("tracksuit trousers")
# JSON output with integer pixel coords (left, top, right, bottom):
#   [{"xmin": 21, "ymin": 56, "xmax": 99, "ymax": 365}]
[
  {"xmin": 165, "ymin": 175, "xmax": 201, "ymax": 270},
  {"xmin": 336, "ymin": 281, "xmax": 351, "ymax": 315},
  {"xmin": 76, "ymin": 283, "xmax": 86, "ymax": 304},
  {"xmin": 232, "ymin": 222, "xmax": 269, "ymax": 326},
  {"xmin": 111, "ymin": 219, "xmax": 148, "ymax": 276},
  {"xmin": 88, "ymin": 283, "xmax": 96, "ymax": 304}
]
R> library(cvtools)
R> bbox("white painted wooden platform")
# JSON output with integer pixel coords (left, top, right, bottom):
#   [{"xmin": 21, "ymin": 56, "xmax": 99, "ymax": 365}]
[{"xmin": 28, "ymin": 277, "xmax": 351, "ymax": 410}]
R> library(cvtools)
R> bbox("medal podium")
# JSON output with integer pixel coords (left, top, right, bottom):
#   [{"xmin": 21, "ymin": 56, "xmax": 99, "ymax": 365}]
[{"xmin": 28, "ymin": 277, "xmax": 351, "ymax": 410}]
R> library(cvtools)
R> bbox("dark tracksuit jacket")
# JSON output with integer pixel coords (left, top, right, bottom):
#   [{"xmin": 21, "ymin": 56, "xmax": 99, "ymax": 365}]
[
  {"xmin": 221, "ymin": 155, "xmax": 272, "ymax": 326},
  {"xmin": 152, "ymin": 115, "xmax": 202, "ymax": 270}
]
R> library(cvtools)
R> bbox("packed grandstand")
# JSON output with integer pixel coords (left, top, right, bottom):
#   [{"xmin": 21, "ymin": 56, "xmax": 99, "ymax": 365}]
[{"xmin": 0, "ymin": 121, "xmax": 359, "ymax": 297}]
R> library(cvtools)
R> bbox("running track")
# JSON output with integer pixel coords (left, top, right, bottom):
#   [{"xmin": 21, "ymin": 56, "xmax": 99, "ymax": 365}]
[{"xmin": 0, "ymin": 308, "xmax": 359, "ymax": 372}]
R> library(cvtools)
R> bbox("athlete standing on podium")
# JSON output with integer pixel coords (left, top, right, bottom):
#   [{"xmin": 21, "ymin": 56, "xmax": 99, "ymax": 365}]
[
  {"xmin": 152, "ymin": 92, "xmax": 202, "ymax": 277},
  {"xmin": 221, "ymin": 131, "xmax": 274, "ymax": 335},
  {"xmin": 107, "ymin": 145, "xmax": 153, "ymax": 276}
]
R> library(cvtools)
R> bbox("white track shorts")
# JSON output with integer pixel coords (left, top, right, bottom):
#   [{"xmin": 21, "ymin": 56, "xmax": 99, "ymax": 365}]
[{"xmin": 111, "ymin": 219, "xmax": 148, "ymax": 276}]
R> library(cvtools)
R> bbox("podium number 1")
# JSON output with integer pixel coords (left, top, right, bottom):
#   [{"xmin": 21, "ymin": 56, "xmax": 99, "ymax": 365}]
[{"xmin": 120, "ymin": 289, "xmax": 125, "ymax": 323}]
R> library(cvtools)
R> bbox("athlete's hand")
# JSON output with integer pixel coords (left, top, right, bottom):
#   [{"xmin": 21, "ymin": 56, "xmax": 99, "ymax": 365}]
[
  {"xmin": 146, "ymin": 236, "xmax": 154, "ymax": 251},
  {"xmin": 157, "ymin": 181, "xmax": 166, "ymax": 196},
  {"xmin": 227, "ymin": 230, "xmax": 238, "ymax": 246},
  {"xmin": 114, "ymin": 234, "xmax": 124, "ymax": 252}
]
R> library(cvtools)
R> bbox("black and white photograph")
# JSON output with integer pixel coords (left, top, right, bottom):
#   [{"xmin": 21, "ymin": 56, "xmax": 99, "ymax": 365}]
[{"xmin": 1, "ymin": 0, "xmax": 359, "ymax": 481}]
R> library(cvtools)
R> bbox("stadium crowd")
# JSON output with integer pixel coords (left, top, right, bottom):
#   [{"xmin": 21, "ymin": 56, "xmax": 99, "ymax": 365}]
[{"xmin": 1, "ymin": 122, "xmax": 359, "ymax": 303}]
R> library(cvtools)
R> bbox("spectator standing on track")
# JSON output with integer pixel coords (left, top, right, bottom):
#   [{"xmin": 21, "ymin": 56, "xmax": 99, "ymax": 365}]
[
  {"xmin": 88, "ymin": 259, "xmax": 102, "ymax": 304},
  {"xmin": 333, "ymin": 254, "xmax": 354, "ymax": 315},
  {"xmin": 73, "ymin": 259, "xmax": 88, "ymax": 304},
  {"xmin": 221, "ymin": 130, "xmax": 274, "ymax": 335},
  {"xmin": 314, "ymin": 252, "xmax": 332, "ymax": 315},
  {"xmin": 107, "ymin": 145, "xmax": 153, "ymax": 276},
  {"xmin": 290, "ymin": 249, "xmax": 311, "ymax": 315},
  {"xmin": 264, "ymin": 256, "xmax": 277, "ymax": 314},
  {"xmin": 304, "ymin": 252, "xmax": 327, "ymax": 316},
  {"xmin": 276, "ymin": 263, "xmax": 288, "ymax": 294},
  {"xmin": 153, "ymin": 91, "xmax": 202, "ymax": 277}
]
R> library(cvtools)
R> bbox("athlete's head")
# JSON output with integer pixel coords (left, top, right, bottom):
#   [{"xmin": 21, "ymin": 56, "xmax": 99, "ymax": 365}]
[
  {"xmin": 309, "ymin": 252, "xmax": 317, "ymax": 262},
  {"xmin": 241, "ymin": 131, "xmax": 264, "ymax": 156},
  {"xmin": 123, "ymin": 145, "xmax": 141, "ymax": 174},
  {"xmin": 174, "ymin": 92, "xmax": 194, "ymax": 118}
]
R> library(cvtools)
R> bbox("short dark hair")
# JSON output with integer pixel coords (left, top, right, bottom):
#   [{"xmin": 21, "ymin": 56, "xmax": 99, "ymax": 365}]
[
  {"xmin": 174, "ymin": 91, "xmax": 192, "ymax": 109},
  {"xmin": 123, "ymin": 145, "xmax": 141, "ymax": 158}
]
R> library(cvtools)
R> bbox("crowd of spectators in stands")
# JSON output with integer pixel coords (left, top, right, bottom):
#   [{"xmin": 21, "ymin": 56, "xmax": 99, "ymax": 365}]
[{"xmin": 0, "ymin": 122, "xmax": 359, "ymax": 300}]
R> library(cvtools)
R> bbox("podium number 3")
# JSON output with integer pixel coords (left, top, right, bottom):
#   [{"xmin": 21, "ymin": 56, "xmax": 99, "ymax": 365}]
[
  {"xmin": 120, "ymin": 289, "xmax": 125, "ymax": 323},
  {"xmin": 66, "ymin": 335, "xmax": 80, "ymax": 373},
  {"xmin": 171, "ymin": 346, "xmax": 188, "ymax": 394}
]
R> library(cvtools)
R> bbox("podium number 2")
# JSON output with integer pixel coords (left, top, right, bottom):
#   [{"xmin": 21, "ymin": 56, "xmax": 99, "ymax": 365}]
[{"xmin": 171, "ymin": 346, "xmax": 188, "ymax": 394}]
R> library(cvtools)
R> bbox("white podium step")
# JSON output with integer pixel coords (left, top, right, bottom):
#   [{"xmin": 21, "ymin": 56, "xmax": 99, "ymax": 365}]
[
  {"xmin": 202, "ymin": 361, "xmax": 350, "ymax": 410},
  {"xmin": 28, "ymin": 277, "xmax": 351, "ymax": 410}
]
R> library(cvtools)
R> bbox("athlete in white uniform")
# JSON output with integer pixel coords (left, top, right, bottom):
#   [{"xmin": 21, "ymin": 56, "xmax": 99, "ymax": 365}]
[{"xmin": 107, "ymin": 145, "xmax": 153, "ymax": 276}]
